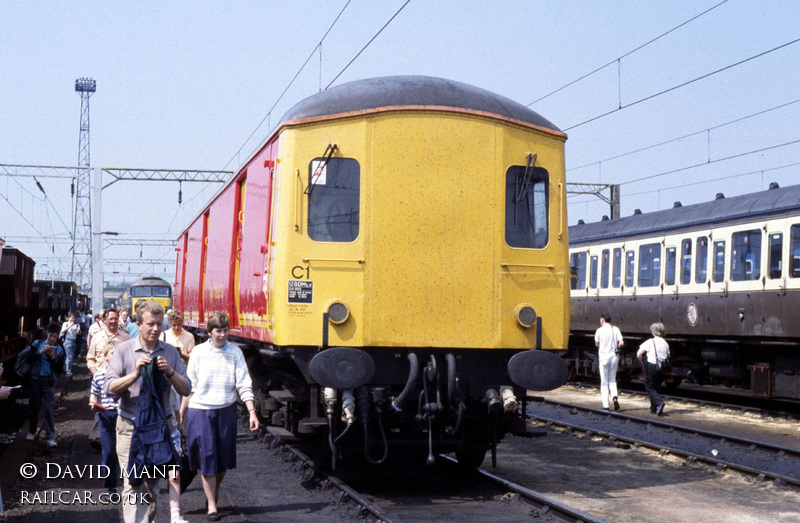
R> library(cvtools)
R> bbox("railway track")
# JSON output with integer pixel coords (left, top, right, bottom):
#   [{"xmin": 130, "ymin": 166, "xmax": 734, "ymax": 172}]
[
  {"xmin": 260, "ymin": 434, "xmax": 607, "ymax": 523},
  {"xmin": 260, "ymin": 435, "xmax": 393, "ymax": 523},
  {"xmin": 527, "ymin": 396, "xmax": 800, "ymax": 488},
  {"xmin": 438, "ymin": 455, "xmax": 605, "ymax": 523},
  {"xmin": 568, "ymin": 382, "xmax": 800, "ymax": 422}
]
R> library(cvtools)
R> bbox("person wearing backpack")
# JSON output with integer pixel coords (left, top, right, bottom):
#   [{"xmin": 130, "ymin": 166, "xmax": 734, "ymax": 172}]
[{"xmin": 25, "ymin": 322, "xmax": 66, "ymax": 446}]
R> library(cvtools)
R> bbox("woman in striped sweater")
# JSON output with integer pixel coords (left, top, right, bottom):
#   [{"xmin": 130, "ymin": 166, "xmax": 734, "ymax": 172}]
[{"xmin": 180, "ymin": 312, "xmax": 259, "ymax": 521}]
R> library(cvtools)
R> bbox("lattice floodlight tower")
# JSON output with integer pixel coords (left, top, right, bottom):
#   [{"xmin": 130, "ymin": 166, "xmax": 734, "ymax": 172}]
[{"xmin": 73, "ymin": 77, "xmax": 96, "ymax": 292}]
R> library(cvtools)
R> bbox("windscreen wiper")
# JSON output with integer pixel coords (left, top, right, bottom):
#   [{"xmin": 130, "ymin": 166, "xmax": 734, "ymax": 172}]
[
  {"xmin": 305, "ymin": 143, "xmax": 338, "ymax": 197},
  {"xmin": 514, "ymin": 153, "xmax": 537, "ymax": 225}
]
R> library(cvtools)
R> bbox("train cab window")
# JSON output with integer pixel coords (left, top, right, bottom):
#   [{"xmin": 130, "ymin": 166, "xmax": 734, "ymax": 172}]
[
  {"xmin": 601, "ymin": 249, "xmax": 610, "ymax": 288},
  {"xmin": 612, "ymin": 248, "xmax": 622, "ymax": 288},
  {"xmin": 769, "ymin": 233, "xmax": 783, "ymax": 279},
  {"xmin": 638, "ymin": 243, "xmax": 661, "ymax": 287},
  {"xmin": 713, "ymin": 241, "xmax": 726, "ymax": 282},
  {"xmin": 695, "ymin": 237, "xmax": 708, "ymax": 284},
  {"xmin": 571, "ymin": 252, "xmax": 587, "ymax": 290},
  {"xmin": 625, "ymin": 251, "xmax": 635, "ymax": 287},
  {"xmin": 505, "ymin": 166, "xmax": 548, "ymax": 249},
  {"xmin": 308, "ymin": 158, "xmax": 360, "ymax": 242},
  {"xmin": 680, "ymin": 239, "xmax": 692, "ymax": 284},
  {"xmin": 791, "ymin": 225, "xmax": 800, "ymax": 278},
  {"xmin": 731, "ymin": 230, "xmax": 762, "ymax": 281},
  {"xmin": 590, "ymin": 256, "xmax": 598, "ymax": 289},
  {"xmin": 665, "ymin": 247, "xmax": 676, "ymax": 285},
  {"xmin": 131, "ymin": 286, "xmax": 170, "ymax": 298}
]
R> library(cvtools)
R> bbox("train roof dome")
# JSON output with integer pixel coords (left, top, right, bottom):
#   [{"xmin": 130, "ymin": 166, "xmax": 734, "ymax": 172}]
[
  {"xmin": 570, "ymin": 183, "xmax": 800, "ymax": 245},
  {"xmin": 280, "ymin": 75, "xmax": 563, "ymax": 135}
]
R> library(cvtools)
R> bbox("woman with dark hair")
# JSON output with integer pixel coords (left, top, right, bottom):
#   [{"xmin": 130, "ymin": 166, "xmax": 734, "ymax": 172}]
[
  {"xmin": 180, "ymin": 312, "xmax": 259, "ymax": 520},
  {"xmin": 637, "ymin": 322, "xmax": 670, "ymax": 416}
]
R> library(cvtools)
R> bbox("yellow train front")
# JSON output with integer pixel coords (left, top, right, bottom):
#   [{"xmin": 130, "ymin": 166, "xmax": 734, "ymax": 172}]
[
  {"xmin": 176, "ymin": 76, "xmax": 569, "ymax": 468},
  {"xmin": 119, "ymin": 276, "xmax": 173, "ymax": 313}
]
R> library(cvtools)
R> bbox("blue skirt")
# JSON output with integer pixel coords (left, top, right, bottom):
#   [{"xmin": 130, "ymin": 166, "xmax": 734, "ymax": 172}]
[{"xmin": 186, "ymin": 403, "xmax": 238, "ymax": 476}]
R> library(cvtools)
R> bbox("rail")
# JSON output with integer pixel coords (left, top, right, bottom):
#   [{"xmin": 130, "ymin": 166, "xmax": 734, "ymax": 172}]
[
  {"xmin": 527, "ymin": 398, "xmax": 800, "ymax": 488},
  {"xmin": 440, "ymin": 455, "xmax": 606, "ymax": 523}
]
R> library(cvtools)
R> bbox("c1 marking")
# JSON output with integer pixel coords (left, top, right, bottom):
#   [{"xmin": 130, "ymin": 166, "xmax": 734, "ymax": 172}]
[{"xmin": 292, "ymin": 265, "xmax": 310, "ymax": 279}]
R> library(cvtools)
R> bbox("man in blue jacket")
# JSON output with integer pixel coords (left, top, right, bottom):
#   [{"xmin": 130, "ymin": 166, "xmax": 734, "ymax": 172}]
[{"xmin": 26, "ymin": 322, "xmax": 66, "ymax": 447}]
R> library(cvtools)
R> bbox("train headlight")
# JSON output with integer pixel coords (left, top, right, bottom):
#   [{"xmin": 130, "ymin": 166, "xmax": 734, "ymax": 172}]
[
  {"xmin": 327, "ymin": 300, "xmax": 350, "ymax": 324},
  {"xmin": 514, "ymin": 304, "xmax": 536, "ymax": 329}
]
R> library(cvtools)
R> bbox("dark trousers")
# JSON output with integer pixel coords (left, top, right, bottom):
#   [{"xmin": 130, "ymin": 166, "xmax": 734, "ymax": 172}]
[
  {"xmin": 643, "ymin": 360, "xmax": 663, "ymax": 408},
  {"xmin": 28, "ymin": 376, "xmax": 56, "ymax": 439},
  {"xmin": 97, "ymin": 409, "xmax": 120, "ymax": 489}
]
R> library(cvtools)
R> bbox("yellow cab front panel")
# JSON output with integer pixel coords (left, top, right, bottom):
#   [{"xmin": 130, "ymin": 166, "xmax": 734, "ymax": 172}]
[{"xmin": 269, "ymin": 109, "xmax": 568, "ymax": 352}]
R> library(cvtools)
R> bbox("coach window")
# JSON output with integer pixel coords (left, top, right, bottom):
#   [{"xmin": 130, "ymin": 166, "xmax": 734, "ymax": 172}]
[
  {"xmin": 308, "ymin": 158, "xmax": 360, "ymax": 242},
  {"xmin": 792, "ymin": 225, "xmax": 800, "ymax": 278},
  {"xmin": 625, "ymin": 251, "xmax": 635, "ymax": 287},
  {"xmin": 612, "ymin": 248, "xmax": 622, "ymax": 288},
  {"xmin": 590, "ymin": 256, "xmax": 598, "ymax": 289},
  {"xmin": 769, "ymin": 233, "xmax": 783, "ymax": 279},
  {"xmin": 601, "ymin": 249, "xmax": 610, "ymax": 288},
  {"xmin": 713, "ymin": 241, "xmax": 726, "ymax": 282},
  {"xmin": 665, "ymin": 247, "xmax": 676, "ymax": 285},
  {"xmin": 680, "ymin": 239, "xmax": 692, "ymax": 284},
  {"xmin": 505, "ymin": 165, "xmax": 548, "ymax": 248},
  {"xmin": 638, "ymin": 243, "xmax": 661, "ymax": 287},
  {"xmin": 571, "ymin": 252, "xmax": 587, "ymax": 290},
  {"xmin": 696, "ymin": 237, "xmax": 708, "ymax": 284},
  {"xmin": 790, "ymin": 224, "xmax": 800, "ymax": 277},
  {"xmin": 731, "ymin": 230, "xmax": 762, "ymax": 281}
]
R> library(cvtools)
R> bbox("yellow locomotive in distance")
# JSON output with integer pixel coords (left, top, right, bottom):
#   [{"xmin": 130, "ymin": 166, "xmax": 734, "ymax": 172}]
[
  {"xmin": 119, "ymin": 276, "xmax": 173, "ymax": 313},
  {"xmin": 176, "ymin": 76, "xmax": 570, "ymax": 468}
]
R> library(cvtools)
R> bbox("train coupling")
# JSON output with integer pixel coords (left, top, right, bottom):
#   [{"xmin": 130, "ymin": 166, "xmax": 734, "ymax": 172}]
[
  {"xmin": 484, "ymin": 389, "xmax": 503, "ymax": 415},
  {"xmin": 341, "ymin": 390, "xmax": 356, "ymax": 425},
  {"xmin": 500, "ymin": 386, "xmax": 518, "ymax": 414},
  {"xmin": 323, "ymin": 387, "xmax": 337, "ymax": 418}
]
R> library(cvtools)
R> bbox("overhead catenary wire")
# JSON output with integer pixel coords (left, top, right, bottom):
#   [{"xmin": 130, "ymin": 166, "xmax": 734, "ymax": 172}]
[
  {"xmin": 568, "ymin": 98, "xmax": 800, "ymax": 173},
  {"xmin": 564, "ymin": 37, "xmax": 800, "ymax": 131},
  {"xmin": 528, "ymin": 0, "xmax": 730, "ymax": 107},
  {"xmin": 222, "ymin": 0, "xmax": 353, "ymax": 172},
  {"xmin": 324, "ymin": 0, "xmax": 412, "ymax": 90},
  {"xmin": 568, "ymin": 141, "xmax": 800, "ymax": 210}
]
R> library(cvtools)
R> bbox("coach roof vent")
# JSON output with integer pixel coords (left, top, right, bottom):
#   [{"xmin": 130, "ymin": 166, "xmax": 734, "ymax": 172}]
[
  {"xmin": 633, "ymin": 209, "xmax": 642, "ymax": 215},
  {"xmin": 577, "ymin": 219, "xmax": 585, "ymax": 225},
  {"xmin": 715, "ymin": 193, "xmax": 725, "ymax": 200},
  {"xmin": 601, "ymin": 215, "xmax": 609, "ymax": 221},
  {"xmin": 673, "ymin": 201, "xmax": 682, "ymax": 208},
  {"xmin": 769, "ymin": 182, "xmax": 780, "ymax": 190}
]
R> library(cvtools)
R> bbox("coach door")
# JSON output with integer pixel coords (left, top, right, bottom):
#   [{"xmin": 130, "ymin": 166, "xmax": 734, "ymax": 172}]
[
  {"xmin": 231, "ymin": 177, "xmax": 246, "ymax": 329},
  {"xmin": 199, "ymin": 211, "xmax": 210, "ymax": 324},
  {"xmin": 764, "ymin": 226, "xmax": 787, "ymax": 334}
]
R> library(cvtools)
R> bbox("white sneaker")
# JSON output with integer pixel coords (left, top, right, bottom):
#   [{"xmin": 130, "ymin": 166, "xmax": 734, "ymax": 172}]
[
  {"xmin": 170, "ymin": 514, "xmax": 189, "ymax": 523},
  {"xmin": 46, "ymin": 439, "xmax": 57, "ymax": 448},
  {"xmin": 26, "ymin": 433, "xmax": 35, "ymax": 441}
]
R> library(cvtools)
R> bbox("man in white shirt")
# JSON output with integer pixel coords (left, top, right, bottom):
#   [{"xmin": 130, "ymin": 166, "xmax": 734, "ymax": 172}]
[{"xmin": 594, "ymin": 313, "xmax": 624, "ymax": 410}]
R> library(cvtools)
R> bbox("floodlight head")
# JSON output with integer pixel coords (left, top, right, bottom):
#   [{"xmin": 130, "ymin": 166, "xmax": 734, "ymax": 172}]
[{"xmin": 75, "ymin": 77, "xmax": 96, "ymax": 93}]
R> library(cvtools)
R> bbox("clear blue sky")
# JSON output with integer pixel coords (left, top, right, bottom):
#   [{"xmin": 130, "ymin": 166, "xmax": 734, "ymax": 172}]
[{"xmin": 1, "ymin": 1, "xmax": 799, "ymax": 286}]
